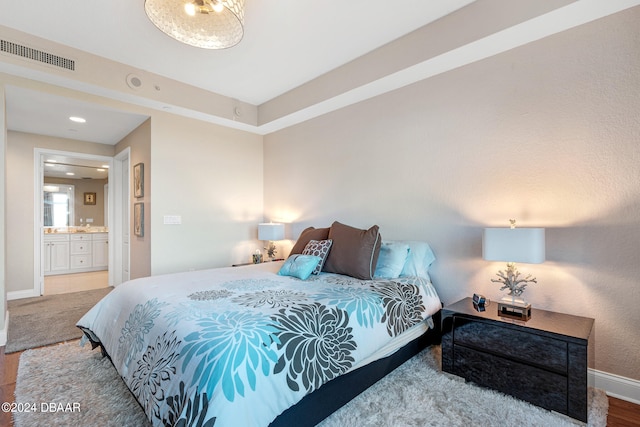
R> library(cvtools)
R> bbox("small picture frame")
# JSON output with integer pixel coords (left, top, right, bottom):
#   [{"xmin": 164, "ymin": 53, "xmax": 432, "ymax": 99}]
[
  {"xmin": 84, "ymin": 192, "xmax": 96, "ymax": 205},
  {"xmin": 134, "ymin": 162, "xmax": 144, "ymax": 198},
  {"xmin": 134, "ymin": 202, "xmax": 144, "ymax": 237}
]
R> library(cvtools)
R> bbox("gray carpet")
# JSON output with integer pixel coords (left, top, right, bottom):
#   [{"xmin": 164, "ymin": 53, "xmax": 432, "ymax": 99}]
[
  {"xmin": 5, "ymin": 287, "xmax": 112, "ymax": 353},
  {"xmin": 14, "ymin": 341, "xmax": 608, "ymax": 427}
]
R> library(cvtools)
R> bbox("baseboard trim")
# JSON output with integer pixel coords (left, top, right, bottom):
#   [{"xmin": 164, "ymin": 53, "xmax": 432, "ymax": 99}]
[
  {"xmin": 7, "ymin": 289, "xmax": 39, "ymax": 301},
  {"xmin": 0, "ymin": 310, "xmax": 8, "ymax": 347},
  {"xmin": 589, "ymin": 368, "xmax": 640, "ymax": 405}
]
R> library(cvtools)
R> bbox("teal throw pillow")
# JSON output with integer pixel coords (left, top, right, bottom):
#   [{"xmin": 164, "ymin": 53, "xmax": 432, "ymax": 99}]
[{"xmin": 278, "ymin": 254, "xmax": 322, "ymax": 280}]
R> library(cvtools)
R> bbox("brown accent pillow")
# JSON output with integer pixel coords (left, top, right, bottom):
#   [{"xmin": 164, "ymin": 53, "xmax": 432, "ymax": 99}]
[
  {"xmin": 323, "ymin": 221, "xmax": 382, "ymax": 280},
  {"xmin": 290, "ymin": 227, "xmax": 330, "ymax": 255}
]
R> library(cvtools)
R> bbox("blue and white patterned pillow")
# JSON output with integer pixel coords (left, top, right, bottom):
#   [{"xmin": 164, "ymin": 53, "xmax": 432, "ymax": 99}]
[{"xmin": 302, "ymin": 239, "xmax": 333, "ymax": 274}]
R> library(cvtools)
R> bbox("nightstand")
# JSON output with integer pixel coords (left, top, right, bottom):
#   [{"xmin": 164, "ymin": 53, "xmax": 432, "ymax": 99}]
[
  {"xmin": 232, "ymin": 259, "xmax": 285, "ymax": 267},
  {"xmin": 441, "ymin": 297, "xmax": 594, "ymax": 422},
  {"xmin": 231, "ymin": 262, "xmax": 254, "ymax": 267}
]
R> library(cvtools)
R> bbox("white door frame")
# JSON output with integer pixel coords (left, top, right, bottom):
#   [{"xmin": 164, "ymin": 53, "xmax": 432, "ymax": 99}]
[
  {"xmin": 33, "ymin": 148, "xmax": 118, "ymax": 295},
  {"xmin": 112, "ymin": 147, "xmax": 130, "ymax": 286}
]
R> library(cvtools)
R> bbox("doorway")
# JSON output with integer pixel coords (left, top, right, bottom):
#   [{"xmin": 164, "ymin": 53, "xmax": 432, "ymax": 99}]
[{"xmin": 34, "ymin": 148, "xmax": 130, "ymax": 295}]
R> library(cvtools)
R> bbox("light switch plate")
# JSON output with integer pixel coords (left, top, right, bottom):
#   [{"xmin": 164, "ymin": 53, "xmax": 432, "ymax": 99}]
[{"xmin": 163, "ymin": 215, "xmax": 182, "ymax": 225}]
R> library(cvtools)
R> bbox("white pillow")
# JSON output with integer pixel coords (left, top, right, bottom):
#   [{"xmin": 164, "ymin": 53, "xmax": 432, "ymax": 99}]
[
  {"xmin": 374, "ymin": 242, "xmax": 410, "ymax": 279},
  {"xmin": 395, "ymin": 240, "xmax": 436, "ymax": 280}
]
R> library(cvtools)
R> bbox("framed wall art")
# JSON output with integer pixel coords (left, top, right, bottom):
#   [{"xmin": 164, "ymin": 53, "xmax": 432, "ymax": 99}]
[
  {"xmin": 134, "ymin": 202, "xmax": 144, "ymax": 237},
  {"xmin": 84, "ymin": 192, "xmax": 96, "ymax": 205},
  {"xmin": 134, "ymin": 162, "xmax": 144, "ymax": 198}
]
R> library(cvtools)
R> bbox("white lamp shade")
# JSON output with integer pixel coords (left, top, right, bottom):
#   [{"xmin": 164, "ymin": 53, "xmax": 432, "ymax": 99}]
[
  {"xmin": 258, "ymin": 223, "xmax": 285, "ymax": 241},
  {"xmin": 482, "ymin": 228, "xmax": 545, "ymax": 264}
]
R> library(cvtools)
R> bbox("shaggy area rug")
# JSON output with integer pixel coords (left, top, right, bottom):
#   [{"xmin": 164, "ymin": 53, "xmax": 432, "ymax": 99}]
[
  {"xmin": 6, "ymin": 287, "xmax": 112, "ymax": 353},
  {"xmin": 319, "ymin": 345, "xmax": 608, "ymax": 427},
  {"xmin": 14, "ymin": 341, "xmax": 608, "ymax": 427},
  {"xmin": 15, "ymin": 340, "xmax": 149, "ymax": 427}
]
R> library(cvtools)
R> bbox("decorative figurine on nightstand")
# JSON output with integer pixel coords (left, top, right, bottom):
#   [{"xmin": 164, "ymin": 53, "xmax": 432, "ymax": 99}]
[
  {"xmin": 264, "ymin": 242, "xmax": 277, "ymax": 261},
  {"xmin": 252, "ymin": 250, "xmax": 263, "ymax": 264},
  {"xmin": 258, "ymin": 222, "xmax": 285, "ymax": 262},
  {"xmin": 482, "ymin": 219, "xmax": 545, "ymax": 321}
]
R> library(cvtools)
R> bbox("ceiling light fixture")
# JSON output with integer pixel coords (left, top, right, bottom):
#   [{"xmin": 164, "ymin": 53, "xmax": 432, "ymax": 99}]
[
  {"xmin": 69, "ymin": 116, "xmax": 86, "ymax": 123},
  {"xmin": 144, "ymin": 0, "xmax": 245, "ymax": 49}
]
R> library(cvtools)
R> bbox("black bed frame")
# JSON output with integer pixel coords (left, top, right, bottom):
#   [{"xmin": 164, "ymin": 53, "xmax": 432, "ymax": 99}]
[{"xmin": 270, "ymin": 310, "xmax": 442, "ymax": 427}]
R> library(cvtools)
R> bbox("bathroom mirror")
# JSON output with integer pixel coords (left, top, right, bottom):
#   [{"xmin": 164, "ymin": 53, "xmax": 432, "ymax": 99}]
[
  {"xmin": 43, "ymin": 155, "xmax": 109, "ymax": 228},
  {"xmin": 43, "ymin": 184, "xmax": 74, "ymax": 227}
]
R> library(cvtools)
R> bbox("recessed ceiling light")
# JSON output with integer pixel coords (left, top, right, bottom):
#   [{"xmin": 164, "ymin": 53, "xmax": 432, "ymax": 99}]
[
  {"xmin": 46, "ymin": 159, "xmax": 57, "ymax": 163},
  {"xmin": 101, "ymin": 165, "xmax": 110, "ymax": 168},
  {"xmin": 97, "ymin": 168, "xmax": 106, "ymax": 172},
  {"xmin": 66, "ymin": 172, "xmax": 75, "ymax": 176},
  {"xmin": 69, "ymin": 116, "xmax": 86, "ymax": 123}
]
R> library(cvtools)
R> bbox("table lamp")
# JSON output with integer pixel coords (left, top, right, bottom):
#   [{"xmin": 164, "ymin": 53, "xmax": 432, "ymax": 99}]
[
  {"xmin": 258, "ymin": 222, "xmax": 285, "ymax": 261},
  {"xmin": 482, "ymin": 220, "xmax": 545, "ymax": 320}
]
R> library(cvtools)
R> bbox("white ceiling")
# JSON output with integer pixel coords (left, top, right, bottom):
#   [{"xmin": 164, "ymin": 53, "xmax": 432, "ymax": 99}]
[
  {"xmin": 5, "ymin": 86, "xmax": 149, "ymax": 145},
  {"xmin": 1, "ymin": 0, "xmax": 639, "ymax": 145},
  {"xmin": 0, "ymin": 0, "xmax": 474, "ymax": 105},
  {"xmin": 0, "ymin": 0, "xmax": 474, "ymax": 144}
]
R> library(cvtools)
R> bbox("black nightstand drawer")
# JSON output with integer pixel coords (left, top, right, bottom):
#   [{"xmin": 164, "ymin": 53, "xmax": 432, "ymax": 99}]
[
  {"xmin": 453, "ymin": 317, "xmax": 568, "ymax": 373},
  {"xmin": 453, "ymin": 345, "xmax": 568, "ymax": 414},
  {"xmin": 441, "ymin": 298, "xmax": 594, "ymax": 422}
]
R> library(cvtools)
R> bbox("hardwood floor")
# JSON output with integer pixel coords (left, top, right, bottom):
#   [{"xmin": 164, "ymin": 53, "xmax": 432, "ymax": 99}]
[
  {"xmin": 0, "ymin": 346, "xmax": 20, "ymax": 427},
  {"xmin": 0, "ymin": 341, "xmax": 638, "ymax": 427},
  {"xmin": 608, "ymin": 397, "xmax": 640, "ymax": 427},
  {"xmin": 44, "ymin": 270, "xmax": 109, "ymax": 295}
]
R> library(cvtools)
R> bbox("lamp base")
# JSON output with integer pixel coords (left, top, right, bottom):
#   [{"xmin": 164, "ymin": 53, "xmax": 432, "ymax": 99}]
[{"xmin": 498, "ymin": 297, "xmax": 531, "ymax": 321}]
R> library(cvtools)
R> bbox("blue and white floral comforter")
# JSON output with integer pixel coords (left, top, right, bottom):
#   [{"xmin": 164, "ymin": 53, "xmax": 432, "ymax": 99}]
[{"xmin": 77, "ymin": 261, "xmax": 441, "ymax": 427}]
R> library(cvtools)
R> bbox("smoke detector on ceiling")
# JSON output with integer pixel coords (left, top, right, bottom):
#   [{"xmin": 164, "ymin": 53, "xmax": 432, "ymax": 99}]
[{"xmin": 126, "ymin": 73, "xmax": 143, "ymax": 90}]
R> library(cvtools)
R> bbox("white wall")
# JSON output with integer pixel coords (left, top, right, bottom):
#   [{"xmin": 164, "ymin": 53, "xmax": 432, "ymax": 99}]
[
  {"xmin": 0, "ymin": 86, "xmax": 7, "ymax": 340},
  {"xmin": 264, "ymin": 8, "xmax": 640, "ymax": 380},
  {"xmin": 150, "ymin": 112, "xmax": 264, "ymax": 274}
]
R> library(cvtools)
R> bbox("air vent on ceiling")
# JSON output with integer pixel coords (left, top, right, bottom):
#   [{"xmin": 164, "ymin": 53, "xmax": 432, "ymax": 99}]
[{"xmin": 0, "ymin": 39, "xmax": 75, "ymax": 71}]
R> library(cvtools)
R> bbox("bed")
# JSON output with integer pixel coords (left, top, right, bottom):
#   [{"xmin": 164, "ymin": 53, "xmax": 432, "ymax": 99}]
[{"xmin": 77, "ymin": 223, "xmax": 442, "ymax": 427}]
